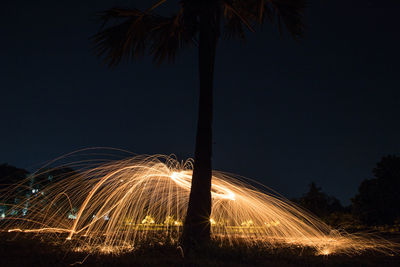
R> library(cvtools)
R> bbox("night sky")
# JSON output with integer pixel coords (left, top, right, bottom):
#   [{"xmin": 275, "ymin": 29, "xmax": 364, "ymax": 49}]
[{"xmin": 1, "ymin": 0, "xmax": 399, "ymax": 205}]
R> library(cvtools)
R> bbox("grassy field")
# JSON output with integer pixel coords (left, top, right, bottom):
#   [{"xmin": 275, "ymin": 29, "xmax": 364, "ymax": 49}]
[{"xmin": 0, "ymin": 232, "xmax": 399, "ymax": 266}]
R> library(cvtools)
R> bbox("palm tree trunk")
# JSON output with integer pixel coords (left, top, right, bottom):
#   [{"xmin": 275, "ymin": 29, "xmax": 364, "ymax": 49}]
[{"xmin": 182, "ymin": 8, "xmax": 218, "ymax": 248}]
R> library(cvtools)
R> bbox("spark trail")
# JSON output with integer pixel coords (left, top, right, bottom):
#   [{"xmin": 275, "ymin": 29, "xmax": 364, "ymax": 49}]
[{"xmin": 0, "ymin": 152, "xmax": 397, "ymax": 255}]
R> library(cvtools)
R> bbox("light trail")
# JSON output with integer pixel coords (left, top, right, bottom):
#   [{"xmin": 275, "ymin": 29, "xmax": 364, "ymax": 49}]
[{"xmin": 0, "ymin": 153, "xmax": 397, "ymax": 255}]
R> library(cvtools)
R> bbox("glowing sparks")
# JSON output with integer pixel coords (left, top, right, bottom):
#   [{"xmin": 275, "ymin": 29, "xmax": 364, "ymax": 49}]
[
  {"xmin": 142, "ymin": 216, "xmax": 155, "ymax": 224},
  {"xmin": 0, "ymin": 153, "xmax": 398, "ymax": 255},
  {"xmin": 318, "ymin": 248, "xmax": 332, "ymax": 256},
  {"xmin": 170, "ymin": 171, "xmax": 235, "ymax": 200}
]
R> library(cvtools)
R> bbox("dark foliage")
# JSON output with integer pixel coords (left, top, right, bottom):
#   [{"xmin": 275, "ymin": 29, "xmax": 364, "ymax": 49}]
[
  {"xmin": 352, "ymin": 155, "xmax": 400, "ymax": 225},
  {"xmin": 0, "ymin": 163, "xmax": 29, "ymax": 191},
  {"xmin": 291, "ymin": 182, "xmax": 361, "ymax": 228},
  {"xmin": 293, "ymin": 182, "xmax": 345, "ymax": 219}
]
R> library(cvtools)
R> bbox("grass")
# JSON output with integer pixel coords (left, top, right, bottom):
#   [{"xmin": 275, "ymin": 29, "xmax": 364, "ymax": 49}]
[{"xmin": 0, "ymin": 232, "xmax": 399, "ymax": 266}]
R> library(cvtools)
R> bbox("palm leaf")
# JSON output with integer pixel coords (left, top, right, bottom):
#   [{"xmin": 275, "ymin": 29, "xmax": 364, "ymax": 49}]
[
  {"xmin": 150, "ymin": 8, "xmax": 198, "ymax": 64},
  {"xmin": 221, "ymin": 0, "xmax": 306, "ymax": 40},
  {"xmin": 267, "ymin": 0, "xmax": 306, "ymax": 39},
  {"xmin": 92, "ymin": 6, "xmax": 197, "ymax": 66}
]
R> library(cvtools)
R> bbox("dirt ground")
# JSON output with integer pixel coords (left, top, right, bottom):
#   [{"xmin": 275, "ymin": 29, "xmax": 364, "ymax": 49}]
[{"xmin": 0, "ymin": 232, "xmax": 399, "ymax": 266}]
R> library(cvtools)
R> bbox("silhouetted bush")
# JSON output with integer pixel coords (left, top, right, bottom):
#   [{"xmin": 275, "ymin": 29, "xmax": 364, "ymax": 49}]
[{"xmin": 352, "ymin": 155, "xmax": 400, "ymax": 226}]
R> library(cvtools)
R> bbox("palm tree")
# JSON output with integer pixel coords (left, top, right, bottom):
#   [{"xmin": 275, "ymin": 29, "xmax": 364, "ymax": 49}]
[{"xmin": 92, "ymin": 0, "xmax": 306, "ymax": 248}]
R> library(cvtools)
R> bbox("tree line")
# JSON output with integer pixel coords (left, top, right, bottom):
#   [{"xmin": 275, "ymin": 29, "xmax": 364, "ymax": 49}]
[{"xmin": 291, "ymin": 155, "xmax": 400, "ymax": 229}]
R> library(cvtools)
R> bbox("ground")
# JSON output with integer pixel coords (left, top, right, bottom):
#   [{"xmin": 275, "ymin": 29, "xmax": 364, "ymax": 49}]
[{"xmin": 0, "ymin": 232, "xmax": 399, "ymax": 266}]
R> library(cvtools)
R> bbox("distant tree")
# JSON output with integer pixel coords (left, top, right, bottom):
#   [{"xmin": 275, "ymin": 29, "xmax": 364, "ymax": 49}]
[
  {"xmin": 352, "ymin": 155, "xmax": 400, "ymax": 225},
  {"xmin": 0, "ymin": 163, "xmax": 29, "ymax": 191},
  {"xmin": 293, "ymin": 182, "xmax": 345, "ymax": 219}
]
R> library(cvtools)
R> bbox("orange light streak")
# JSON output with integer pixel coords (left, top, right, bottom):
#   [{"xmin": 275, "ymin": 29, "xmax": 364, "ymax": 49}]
[{"xmin": 0, "ymin": 153, "xmax": 398, "ymax": 255}]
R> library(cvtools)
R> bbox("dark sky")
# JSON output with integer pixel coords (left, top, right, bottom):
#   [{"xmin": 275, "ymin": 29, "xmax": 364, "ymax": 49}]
[{"xmin": 1, "ymin": 0, "xmax": 399, "ymax": 205}]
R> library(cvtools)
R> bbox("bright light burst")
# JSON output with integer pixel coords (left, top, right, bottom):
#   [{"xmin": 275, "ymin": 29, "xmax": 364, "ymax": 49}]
[{"xmin": 0, "ymin": 152, "xmax": 398, "ymax": 255}]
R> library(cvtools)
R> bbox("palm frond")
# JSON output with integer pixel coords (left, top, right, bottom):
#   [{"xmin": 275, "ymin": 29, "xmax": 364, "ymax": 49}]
[
  {"xmin": 92, "ymin": 8, "xmax": 161, "ymax": 66},
  {"xmin": 266, "ymin": 0, "xmax": 306, "ymax": 40},
  {"xmin": 92, "ymin": 6, "xmax": 197, "ymax": 66},
  {"xmin": 150, "ymin": 8, "xmax": 198, "ymax": 64},
  {"xmin": 220, "ymin": 0, "xmax": 306, "ymax": 40},
  {"xmin": 223, "ymin": 13, "xmax": 246, "ymax": 40},
  {"xmin": 222, "ymin": 0, "xmax": 256, "ymax": 34}
]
